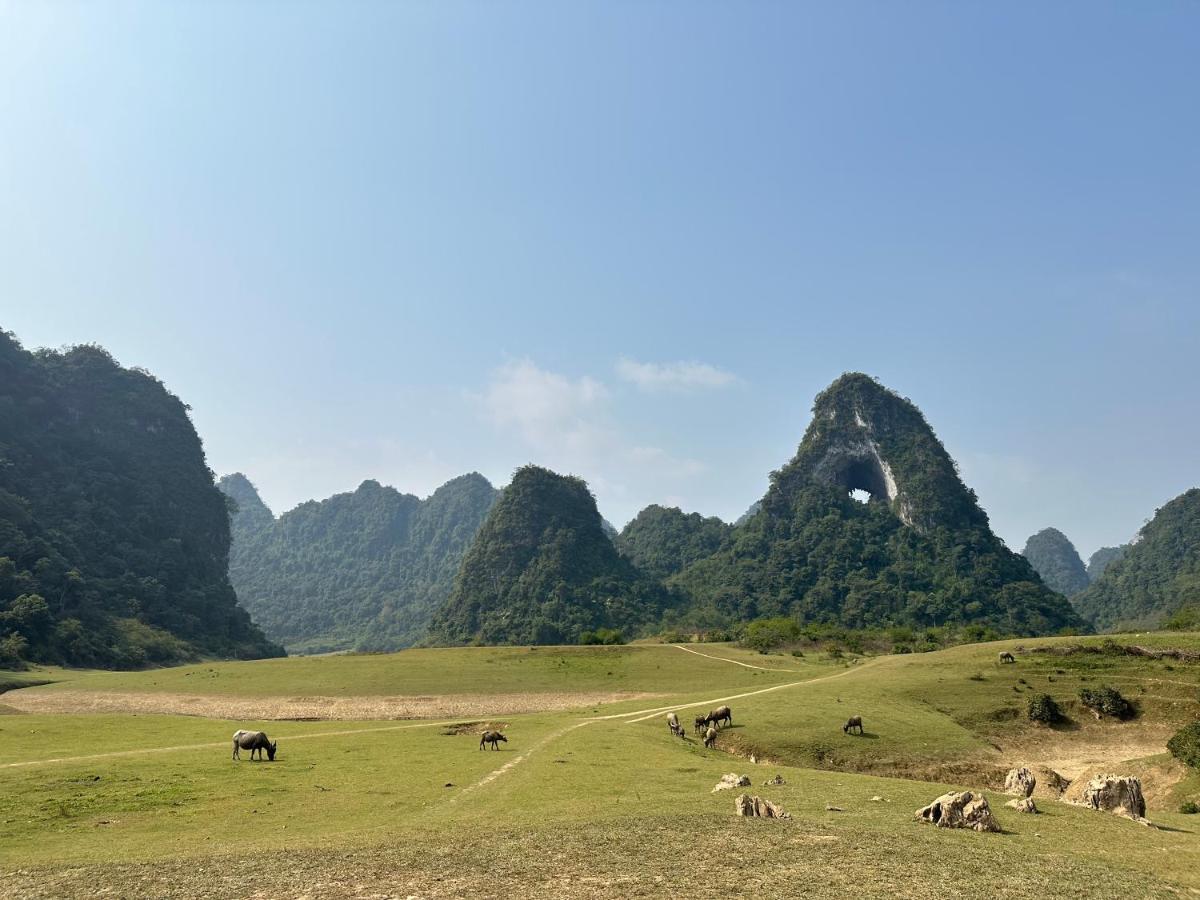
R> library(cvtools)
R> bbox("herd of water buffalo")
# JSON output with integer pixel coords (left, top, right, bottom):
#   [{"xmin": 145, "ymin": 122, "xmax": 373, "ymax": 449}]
[{"xmin": 230, "ymin": 706, "xmax": 866, "ymax": 762}]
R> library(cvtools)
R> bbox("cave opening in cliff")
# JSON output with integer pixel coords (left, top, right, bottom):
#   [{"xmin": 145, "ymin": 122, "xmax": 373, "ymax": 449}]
[{"xmin": 839, "ymin": 457, "xmax": 889, "ymax": 504}]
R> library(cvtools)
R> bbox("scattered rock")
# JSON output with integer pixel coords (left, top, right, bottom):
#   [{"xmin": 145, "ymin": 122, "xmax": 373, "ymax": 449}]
[
  {"xmin": 713, "ymin": 773, "xmax": 752, "ymax": 793},
  {"xmin": 868, "ymin": 795, "xmax": 884, "ymax": 802},
  {"xmin": 763, "ymin": 774, "xmax": 785, "ymax": 786},
  {"xmin": 1066, "ymin": 774, "xmax": 1149, "ymax": 823},
  {"xmin": 444, "ymin": 782, "xmax": 454, "ymax": 788},
  {"xmin": 825, "ymin": 804, "xmax": 844, "ymax": 812},
  {"xmin": 734, "ymin": 794, "xmax": 790, "ymax": 818},
  {"xmin": 1004, "ymin": 766, "xmax": 1036, "ymax": 798},
  {"xmin": 915, "ymin": 791, "xmax": 1000, "ymax": 833},
  {"xmin": 1005, "ymin": 797, "xmax": 1038, "ymax": 814}
]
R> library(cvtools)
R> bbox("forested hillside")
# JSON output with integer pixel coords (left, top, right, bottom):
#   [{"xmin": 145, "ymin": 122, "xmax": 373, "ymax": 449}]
[
  {"xmin": 1073, "ymin": 488, "xmax": 1200, "ymax": 630},
  {"xmin": 427, "ymin": 465, "xmax": 674, "ymax": 645},
  {"xmin": 671, "ymin": 374, "xmax": 1085, "ymax": 636},
  {"xmin": 0, "ymin": 331, "xmax": 281, "ymax": 668},
  {"xmin": 1021, "ymin": 527, "xmax": 1090, "ymax": 596},
  {"xmin": 220, "ymin": 472, "xmax": 498, "ymax": 652},
  {"xmin": 616, "ymin": 505, "xmax": 732, "ymax": 581}
]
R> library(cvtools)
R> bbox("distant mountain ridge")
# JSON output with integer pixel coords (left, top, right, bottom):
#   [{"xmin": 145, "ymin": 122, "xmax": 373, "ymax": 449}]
[
  {"xmin": 220, "ymin": 471, "xmax": 498, "ymax": 653},
  {"xmin": 0, "ymin": 330, "xmax": 281, "ymax": 668},
  {"xmin": 1021, "ymin": 528, "xmax": 1090, "ymax": 596}
]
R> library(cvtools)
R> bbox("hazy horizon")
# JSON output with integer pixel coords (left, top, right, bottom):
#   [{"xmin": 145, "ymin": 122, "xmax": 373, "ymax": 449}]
[{"xmin": 4, "ymin": 3, "xmax": 1197, "ymax": 559}]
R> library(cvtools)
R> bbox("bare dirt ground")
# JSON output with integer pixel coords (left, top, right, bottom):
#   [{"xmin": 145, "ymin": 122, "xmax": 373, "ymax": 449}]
[{"xmin": 0, "ymin": 689, "xmax": 660, "ymax": 721}]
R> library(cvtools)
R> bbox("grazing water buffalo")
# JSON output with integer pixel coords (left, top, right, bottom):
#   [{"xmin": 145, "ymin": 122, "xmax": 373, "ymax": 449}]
[
  {"xmin": 998, "ymin": 651, "xmax": 1016, "ymax": 664},
  {"xmin": 703, "ymin": 726, "xmax": 718, "ymax": 749},
  {"xmin": 232, "ymin": 729, "xmax": 277, "ymax": 761},
  {"xmin": 479, "ymin": 730, "xmax": 508, "ymax": 750},
  {"xmin": 706, "ymin": 705, "xmax": 732, "ymax": 729},
  {"xmin": 843, "ymin": 715, "xmax": 864, "ymax": 735},
  {"xmin": 667, "ymin": 712, "xmax": 682, "ymax": 736},
  {"xmin": 694, "ymin": 715, "xmax": 708, "ymax": 736}
]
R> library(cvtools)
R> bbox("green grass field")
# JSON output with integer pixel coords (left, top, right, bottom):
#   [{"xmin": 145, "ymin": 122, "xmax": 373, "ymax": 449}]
[{"xmin": 2, "ymin": 636, "xmax": 1199, "ymax": 898}]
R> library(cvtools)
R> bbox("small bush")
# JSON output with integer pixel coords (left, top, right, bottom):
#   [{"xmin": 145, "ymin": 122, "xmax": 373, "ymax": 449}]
[
  {"xmin": 968, "ymin": 672, "xmax": 985, "ymax": 682},
  {"xmin": 1079, "ymin": 685, "xmax": 1135, "ymax": 720},
  {"xmin": 1168, "ymin": 722, "xmax": 1200, "ymax": 769},
  {"xmin": 790, "ymin": 649, "xmax": 804, "ymax": 658},
  {"xmin": 740, "ymin": 617, "xmax": 801, "ymax": 653},
  {"xmin": 578, "ymin": 628, "xmax": 625, "ymax": 646},
  {"xmin": 1180, "ymin": 800, "xmax": 1200, "ymax": 815},
  {"xmin": 1028, "ymin": 693, "xmax": 1064, "ymax": 725}
]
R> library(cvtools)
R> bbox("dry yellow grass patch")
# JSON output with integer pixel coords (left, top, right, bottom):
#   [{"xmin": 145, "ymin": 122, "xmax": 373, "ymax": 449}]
[{"xmin": 2, "ymin": 688, "xmax": 660, "ymax": 721}]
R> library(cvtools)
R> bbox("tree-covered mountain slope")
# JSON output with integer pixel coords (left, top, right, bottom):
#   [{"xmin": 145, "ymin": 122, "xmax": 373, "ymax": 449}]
[
  {"xmin": 0, "ymin": 330, "xmax": 281, "ymax": 668},
  {"xmin": 427, "ymin": 465, "xmax": 674, "ymax": 645},
  {"xmin": 219, "ymin": 472, "xmax": 498, "ymax": 653},
  {"xmin": 616, "ymin": 505, "xmax": 732, "ymax": 581},
  {"xmin": 1073, "ymin": 488, "xmax": 1200, "ymax": 631},
  {"xmin": 1021, "ymin": 527, "xmax": 1090, "ymax": 596},
  {"xmin": 671, "ymin": 373, "xmax": 1086, "ymax": 635}
]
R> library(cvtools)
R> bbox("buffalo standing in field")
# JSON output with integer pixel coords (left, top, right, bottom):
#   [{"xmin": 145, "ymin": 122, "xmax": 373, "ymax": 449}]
[
  {"xmin": 694, "ymin": 714, "xmax": 708, "ymax": 736},
  {"xmin": 667, "ymin": 712, "xmax": 683, "ymax": 737},
  {"xmin": 480, "ymin": 730, "xmax": 508, "ymax": 750},
  {"xmin": 998, "ymin": 651, "xmax": 1016, "ymax": 664},
  {"xmin": 706, "ymin": 705, "xmax": 732, "ymax": 729},
  {"xmin": 232, "ymin": 729, "xmax": 277, "ymax": 761},
  {"xmin": 842, "ymin": 715, "xmax": 864, "ymax": 735},
  {"xmin": 703, "ymin": 726, "xmax": 718, "ymax": 749}
]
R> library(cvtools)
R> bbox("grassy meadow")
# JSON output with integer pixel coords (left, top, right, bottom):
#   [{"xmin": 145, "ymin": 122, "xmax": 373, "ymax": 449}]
[{"xmin": 1, "ymin": 636, "xmax": 1199, "ymax": 898}]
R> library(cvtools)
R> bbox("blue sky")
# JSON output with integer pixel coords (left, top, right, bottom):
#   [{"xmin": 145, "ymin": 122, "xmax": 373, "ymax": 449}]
[{"xmin": 2, "ymin": 2, "xmax": 1197, "ymax": 558}]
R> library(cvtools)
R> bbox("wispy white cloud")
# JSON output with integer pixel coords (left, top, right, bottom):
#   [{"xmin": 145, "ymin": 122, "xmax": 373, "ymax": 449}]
[
  {"xmin": 615, "ymin": 357, "xmax": 738, "ymax": 393},
  {"xmin": 479, "ymin": 358, "xmax": 609, "ymax": 454},
  {"xmin": 476, "ymin": 359, "xmax": 708, "ymax": 522}
]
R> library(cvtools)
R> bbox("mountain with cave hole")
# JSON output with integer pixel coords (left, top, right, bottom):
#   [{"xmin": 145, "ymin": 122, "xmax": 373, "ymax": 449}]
[{"xmin": 671, "ymin": 373, "xmax": 1086, "ymax": 636}]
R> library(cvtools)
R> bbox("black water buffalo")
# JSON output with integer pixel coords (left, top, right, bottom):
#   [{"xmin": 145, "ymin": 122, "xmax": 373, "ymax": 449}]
[
  {"xmin": 694, "ymin": 715, "xmax": 708, "ymax": 736},
  {"xmin": 706, "ymin": 705, "xmax": 732, "ymax": 729},
  {"xmin": 998, "ymin": 651, "xmax": 1016, "ymax": 664},
  {"xmin": 232, "ymin": 729, "xmax": 277, "ymax": 761},
  {"xmin": 843, "ymin": 715, "xmax": 864, "ymax": 735},
  {"xmin": 480, "ymin": 730, "xmax": 508, "ymax": 750}
]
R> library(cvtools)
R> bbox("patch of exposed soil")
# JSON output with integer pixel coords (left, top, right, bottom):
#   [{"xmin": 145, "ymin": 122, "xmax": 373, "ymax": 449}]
[{"xmin": 2, "ymin": 689, "xmax": 660, "ymax": 721}]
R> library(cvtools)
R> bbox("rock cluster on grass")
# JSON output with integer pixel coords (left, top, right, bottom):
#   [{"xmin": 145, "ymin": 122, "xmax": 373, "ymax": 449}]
[
  {"xmin": 734, "ymin": 794, "xmax": 790, "ymax": 819},
  {"xmin": 914, "ymin": 791, "xmax": 1000, "ymax": 832},
  {"xmin": 1067, "ymin": 774, "xmax": 1149, "ymax": 823},
  {"xmin": 1005, "ymin": 797, "xmax": 1038, "ymax": 814},
  {"xmin": 1004, "ymin": 766, "xmax": 1036, "ymax": 798},
  {"xmin": 713, "ymin": 773, "xmax": 752, "ymax": 792},
  {"xmin": 763, "ymin": 774, "xmax": 785, "ymax": 786}
]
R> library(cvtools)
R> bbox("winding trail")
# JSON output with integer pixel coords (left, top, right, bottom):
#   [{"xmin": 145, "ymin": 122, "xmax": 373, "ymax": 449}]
[
  {"xmin": 668, "ymin": 644, "xmax": 805, "ymax": 672},
  {"xmin": 449, "ymin": 656, "xmax": 884, "ymax": 797}
]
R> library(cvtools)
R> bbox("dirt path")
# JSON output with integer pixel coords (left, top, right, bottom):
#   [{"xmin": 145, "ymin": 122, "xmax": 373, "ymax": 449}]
[
  {"xmin": 447, "ymin": 657, "xmax": 884, "ymax": 797},
  {"xmin": 669, "ymin": 644, "xmax": 804, "ymax": 672}
]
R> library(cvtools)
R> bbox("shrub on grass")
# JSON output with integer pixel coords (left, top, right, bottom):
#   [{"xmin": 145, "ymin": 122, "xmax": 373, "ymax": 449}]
[
  {"xmin": 1079, "ymin": 685, "xmax": 1135, "ymax": 720},
  {"xmin": 1180, "ymin": 800, "xmax": 1200, "ymax": 814},
  {"xmin": 578, "ymin": 628, "xmax": 625, "ymax": 646},
  {"xmin": 1028, "ymin": 693, "xmax": 1064, "ymax": 724},
  {"xmin": 1167, "ymin": 723, "xmax": 1200, "ymax": 769}
]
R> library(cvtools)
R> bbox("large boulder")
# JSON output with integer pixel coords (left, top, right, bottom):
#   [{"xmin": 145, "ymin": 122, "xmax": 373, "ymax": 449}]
[
  {"xmin": 734, "ymin": 794, "xmax": 790, "ymax": 818},
  {"xmin": 1004, "ymin": 767, "xmax": 1036, "ymax": 798},
  {"xmin": 712, "ymin": 773, "xmax": 752, "ymax": 793},
  {"xmin": 1067, "ymin": 774, "xmax": 1148, "ymax": 822},
  {"xmin": 915, "ymin": 791, "xmax": 1000, "ymax": 832}
]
